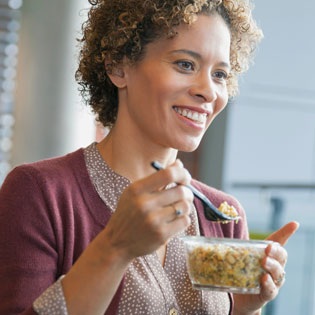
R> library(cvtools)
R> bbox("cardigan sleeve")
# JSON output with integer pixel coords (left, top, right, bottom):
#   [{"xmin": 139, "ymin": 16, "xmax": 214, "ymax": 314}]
[
  {"xmin": 0, "ymin": 166, "xmax": 59, "ymax": 314},
  {"xmin": 33, "ymin": 276, "xmax": 68, "ymax": 315}
]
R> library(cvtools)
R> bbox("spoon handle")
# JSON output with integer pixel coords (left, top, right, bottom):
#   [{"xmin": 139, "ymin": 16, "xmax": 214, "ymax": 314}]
[
  {"xmin": 151, "ymin": 161, "xmax": 241, "ymax": 222},
  {"xmin": 151, "ymin": 161, "xmax": 216, "ymax": 210}
]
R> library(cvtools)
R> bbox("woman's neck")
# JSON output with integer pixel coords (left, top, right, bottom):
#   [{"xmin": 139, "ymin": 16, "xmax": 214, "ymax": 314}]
[{"xmin": 96, "ymin": 126, "xmax": 178, "ymax": 182}]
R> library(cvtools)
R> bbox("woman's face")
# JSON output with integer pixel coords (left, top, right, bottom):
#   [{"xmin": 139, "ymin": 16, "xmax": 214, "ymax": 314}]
[{"xmin": 117, "ymin": 13, "xmax": 231, "ymax": 152}]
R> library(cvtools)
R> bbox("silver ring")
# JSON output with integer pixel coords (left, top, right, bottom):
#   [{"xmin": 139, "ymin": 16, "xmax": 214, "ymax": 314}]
[
  {"xmin": 275, "ymin": 271, "xmax": 286, "ymax": 285},
  {"xmin": 172, "ymin": 204, "xmax": 182, "ymax": 216}
]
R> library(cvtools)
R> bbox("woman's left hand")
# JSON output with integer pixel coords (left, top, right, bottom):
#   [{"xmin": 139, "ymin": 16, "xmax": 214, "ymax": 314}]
[{"xmin": 233, "ymin": 221, "xmax": 299, "ymax": 315}]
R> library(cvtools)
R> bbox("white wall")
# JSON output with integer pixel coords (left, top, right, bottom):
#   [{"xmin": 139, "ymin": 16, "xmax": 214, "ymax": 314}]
[
  {"xmin": 61, "ymin": 0, "xmax": 96, "ymax": 154},
  {"xmin": 221, "ymin": 1, "xmax": 315, "ymax": 314},
  {"xmin": 12, "ymin": 0, "xmax": 95, "ymax": 166}
]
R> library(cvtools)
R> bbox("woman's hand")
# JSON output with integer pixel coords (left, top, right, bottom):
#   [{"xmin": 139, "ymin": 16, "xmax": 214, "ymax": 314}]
[
  {"xmin": 233, "ymin": 221, "xmax": 299, "ymax": 315},
  {"xmin": 63, "ymin": 159, "xmax": 193, "ymax": 315},
  {"xmin": 100, "ymin": 159, "xmax": 194, "ymax": 262}
]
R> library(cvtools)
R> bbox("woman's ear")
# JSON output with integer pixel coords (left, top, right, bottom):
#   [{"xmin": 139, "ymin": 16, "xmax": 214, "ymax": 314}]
[{"xmin": 105, "ymin": 61, "xmax": 127, "ymax": 88}]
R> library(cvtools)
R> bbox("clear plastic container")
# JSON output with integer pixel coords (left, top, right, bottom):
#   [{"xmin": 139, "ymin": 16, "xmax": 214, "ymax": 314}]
[{"xmin": 181, "ymin": 236, "xmax": 274, "ymax": 294}]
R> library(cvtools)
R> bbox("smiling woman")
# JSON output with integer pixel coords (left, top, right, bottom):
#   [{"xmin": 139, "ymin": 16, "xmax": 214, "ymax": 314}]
[
  {"xmin": 0, "ymin": 1, "xmax": 299, "ymax": 315},
  {"xmin": 77, "ymin": 0, "xmax": 263, "ymax": 128},
  {"xmin": 106, "ymin": 14, "xmax": 231, "ymax": 154}
]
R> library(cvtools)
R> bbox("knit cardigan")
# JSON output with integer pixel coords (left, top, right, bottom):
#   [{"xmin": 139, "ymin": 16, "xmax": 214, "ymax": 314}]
[{"xmin": 0, "ymin": 148, "xmax": 248, "ymax": 315}]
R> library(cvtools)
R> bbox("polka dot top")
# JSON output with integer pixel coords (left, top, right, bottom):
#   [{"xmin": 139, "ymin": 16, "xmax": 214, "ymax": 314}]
[{"xmin": 33, "ymin": 142, "xmax": 230, "ymax": 315}]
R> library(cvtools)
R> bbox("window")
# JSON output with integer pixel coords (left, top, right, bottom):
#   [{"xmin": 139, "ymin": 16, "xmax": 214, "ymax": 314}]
[{"xmin": 0, "ymin": 0, "xmax": 22, "ymax": 184}]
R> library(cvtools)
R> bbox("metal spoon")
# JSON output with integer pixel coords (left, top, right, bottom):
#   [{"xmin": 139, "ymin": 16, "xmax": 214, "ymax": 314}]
[{"xmin": 151, "ymin": 161, "xmax": 241, "ymax": 222}]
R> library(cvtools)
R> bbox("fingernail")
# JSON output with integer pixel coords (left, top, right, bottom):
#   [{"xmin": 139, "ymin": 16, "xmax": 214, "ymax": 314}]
[
  {"xmin": 176, "ymin": 159, "xmax": 183, "ymax": 167},
  {"xmin": 293, "ymin": 221, "xmax": 300, "ymax": 231},
  {"xmin": 265, "ymin": 257, "xmax": 272, "ymax": 268}
]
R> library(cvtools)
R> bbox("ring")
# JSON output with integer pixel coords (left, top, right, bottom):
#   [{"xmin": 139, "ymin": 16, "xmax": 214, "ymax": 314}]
[
  {"xmin": 275, "ymin": 271, "xmax": 286, "ymax": 285},
  {"xmin": 172, "ymin": 204, "xmax": 182, "ymax": 216}
]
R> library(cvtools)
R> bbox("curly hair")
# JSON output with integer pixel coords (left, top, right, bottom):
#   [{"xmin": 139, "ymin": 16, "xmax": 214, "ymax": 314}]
[{"xmin": 76, "ymin": 0, "xmax": 263, "ymax": 127}]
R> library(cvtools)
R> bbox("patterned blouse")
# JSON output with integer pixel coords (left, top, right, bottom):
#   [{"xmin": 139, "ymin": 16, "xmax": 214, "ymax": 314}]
[{"xmin": 33, "ymin": 142, "xmax": 230, "ymax": 315}]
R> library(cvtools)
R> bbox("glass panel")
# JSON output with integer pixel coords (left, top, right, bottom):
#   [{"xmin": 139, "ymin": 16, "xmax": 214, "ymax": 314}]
[{"xmin": 0, "ymin": 0, "xmax": 22, "ymax": 185}]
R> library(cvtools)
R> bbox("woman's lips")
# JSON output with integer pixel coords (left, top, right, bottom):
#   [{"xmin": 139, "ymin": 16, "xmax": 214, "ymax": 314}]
[
  {"xmin": 173, "ymin": 106, "xmax": 208, "ymax": 124},
  {"xmin": 172, "ymin": 106, "xmax": 210, "ymax": 131}
]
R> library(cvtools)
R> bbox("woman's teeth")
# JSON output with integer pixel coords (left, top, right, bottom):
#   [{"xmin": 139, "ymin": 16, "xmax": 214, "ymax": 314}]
[{"xmin": 174, "ymin": 107, "xmax": 207, "ymax": 123}]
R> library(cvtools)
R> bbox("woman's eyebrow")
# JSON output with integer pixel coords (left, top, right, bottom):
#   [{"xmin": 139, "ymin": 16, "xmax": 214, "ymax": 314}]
[
  {"xmin": 169, "ymin": 49, "xmax": 230, "ymax": 69},
  {"xmin": 169, "ymin": 49, "xmax": 202, "ymax": 60}
]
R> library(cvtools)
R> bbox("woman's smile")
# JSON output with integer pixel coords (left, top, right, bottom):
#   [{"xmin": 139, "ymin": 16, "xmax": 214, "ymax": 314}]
[{"xmin": 173, "ymin": 106, "xmax": 210, "ymax": 129}]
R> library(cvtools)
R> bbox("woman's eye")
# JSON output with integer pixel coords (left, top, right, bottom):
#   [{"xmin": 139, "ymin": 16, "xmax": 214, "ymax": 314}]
[
  {"xmin": 213, "ymin": 71, "xmax": 228, "ymax": 81},
  {"xmin": 176, "ymin": 61, "xmax": 194, "ymax": 71}
]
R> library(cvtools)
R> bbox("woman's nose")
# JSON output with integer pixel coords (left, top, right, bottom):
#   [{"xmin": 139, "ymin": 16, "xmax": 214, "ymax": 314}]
[{"xmin": 189, "ymin": 73, "xmax": 217, "ymax": 103}]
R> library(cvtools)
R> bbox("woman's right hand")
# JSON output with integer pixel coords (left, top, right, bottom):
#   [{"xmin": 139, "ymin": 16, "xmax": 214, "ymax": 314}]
[
  {"xmin": 101, "ymin": 159, "xmax": 194, "ymax": 261},
  {"xmin": 63, "ymin": 159, "xmax": 193, "ymax": 315}
]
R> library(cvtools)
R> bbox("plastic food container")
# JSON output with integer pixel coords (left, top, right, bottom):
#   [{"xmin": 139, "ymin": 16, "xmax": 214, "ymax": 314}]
[{"xmin": 181, "ymin": 236, "xmax": 274, "ymax": 294}]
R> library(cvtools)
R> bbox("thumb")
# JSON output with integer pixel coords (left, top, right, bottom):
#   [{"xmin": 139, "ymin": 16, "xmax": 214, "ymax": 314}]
[{"xmin": 266, "ymin": 221, "xmax": 300, "ymax": 246}]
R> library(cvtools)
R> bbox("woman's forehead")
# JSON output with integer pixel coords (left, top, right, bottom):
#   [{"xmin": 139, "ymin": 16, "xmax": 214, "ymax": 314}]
[{"xmin": 144, "ymin": 14, "xmax": 231, "ymax": 62}]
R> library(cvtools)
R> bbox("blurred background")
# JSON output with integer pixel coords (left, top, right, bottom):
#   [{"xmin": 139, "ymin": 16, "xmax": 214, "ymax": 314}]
[{"xmin": 0, "ymin": 0, "xmax": 314, "ymax": 314}]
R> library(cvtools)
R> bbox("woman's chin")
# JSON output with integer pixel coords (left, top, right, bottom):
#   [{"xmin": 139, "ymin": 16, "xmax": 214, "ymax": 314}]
[{"xmin": 173, "ymin": 139, "xmax": 201, "ymax": 153}]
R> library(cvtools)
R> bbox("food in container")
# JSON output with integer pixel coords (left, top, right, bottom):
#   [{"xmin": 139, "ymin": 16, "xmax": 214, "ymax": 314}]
[{"xmin": 181, "ymin": 236, "xmax": 274, "ymax": 294}]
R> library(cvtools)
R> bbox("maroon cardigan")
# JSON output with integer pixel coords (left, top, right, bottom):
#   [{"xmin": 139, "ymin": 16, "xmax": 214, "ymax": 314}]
[{"xmin": 0, "ymin": 149, "xmax": 248, "ymax": 315}]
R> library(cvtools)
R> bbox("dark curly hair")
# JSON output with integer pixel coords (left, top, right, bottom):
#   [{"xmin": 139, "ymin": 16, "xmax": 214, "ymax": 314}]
[{"xmin": 76, "ymin": 0, "xmax": 263, "ymax": 127}]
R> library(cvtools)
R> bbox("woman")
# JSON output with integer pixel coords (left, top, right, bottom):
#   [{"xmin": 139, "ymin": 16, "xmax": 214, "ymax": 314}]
[{"xmin": 0, "ymin": 0, "xmax": 299, "ymax": 314}]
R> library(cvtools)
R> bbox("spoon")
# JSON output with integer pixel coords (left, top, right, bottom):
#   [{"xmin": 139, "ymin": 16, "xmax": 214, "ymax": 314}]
[{"xmin": 151, "ymin": 161, "xmax": 241, "ymax": 222}]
